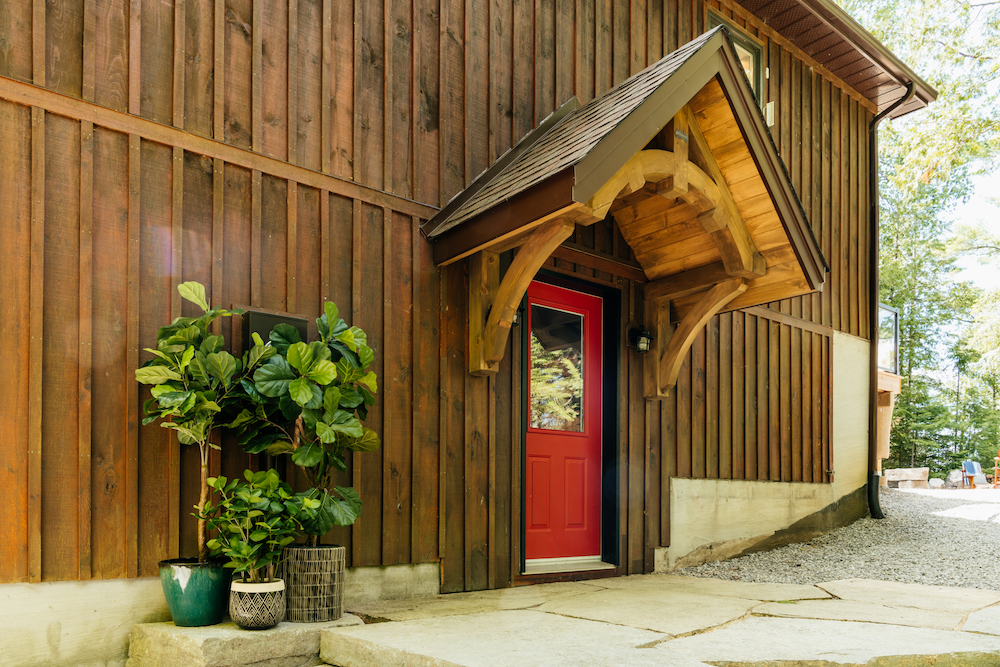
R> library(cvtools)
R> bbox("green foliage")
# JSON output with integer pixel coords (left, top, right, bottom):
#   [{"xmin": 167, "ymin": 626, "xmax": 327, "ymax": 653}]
[
  {"xmin": 136, "ymin": 282, "xmax": 276, "ymax": 560},
  {"xmin": 200, "ymin": 469, "xmax": 321, "ymax": 583},
  {"xmin": 230, "ymin": 301, "xmax": 380, "ymax": 539},
  {"xmin": 837, "ymin": 0, "xmax": 1000, "ymax": 474},
  {"xmin": 136, "ymin": 282, "xmax": 274, "ymax": 450},
  {"xmin": 529, "ymin": 334, "xmax": 583, "ymax": 430}
]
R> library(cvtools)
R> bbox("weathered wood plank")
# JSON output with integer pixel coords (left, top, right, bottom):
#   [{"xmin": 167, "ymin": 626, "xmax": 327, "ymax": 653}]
[
  {"xmin": 331, "ymin": 0, "xmax": 353, "ymax": 178},
  {"xmin": 441, "ymin": 262, "xmax": 467, "ymax": 591},
  {"xmin": 719, "ymin": 312, "xmax": 732, "ymax": 479},
  {"xmin": 790, "ymin": 324, "xmax": 801, "ymax": 482},
  {"xmin": 137, "ymin": 139, "xmax": 173, "ymax": 576},
  {"xmin": 28, "ymin": 106, "xmax": 45, "ymax": 582},
  {"xmin": 414, "ymin": 0, "xmax": 439, "ymax": 204},
  {"xmin": 383, "ymin": 211, "xmax": 414, "ymax": 565},
  {"xmin": 42, "ymin": 114, "xmax": 84, "ymax": 581},
  {"xmin": 412, "ymin": 220, "xmax": 440, "ymax": 564},
  {"xmin": 691, "ymin": 329, "xmax": 706, "ymax": 479},
  {"xmin": 706, "ymin": 317, "xmax": 719, "ymax": 478},
  {"xmin": 79, "ymin": 120, "xmax": 95, "ymax": 577}
]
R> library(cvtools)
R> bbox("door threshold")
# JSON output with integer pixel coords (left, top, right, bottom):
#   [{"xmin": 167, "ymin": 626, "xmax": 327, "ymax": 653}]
[{"xmin": 523, "ymin": 556, "xmax": 616, "ymax": 575}]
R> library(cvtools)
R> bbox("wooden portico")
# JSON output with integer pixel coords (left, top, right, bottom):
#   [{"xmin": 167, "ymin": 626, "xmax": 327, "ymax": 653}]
[{"xmin": 424, "ymin": 27, "xmax": 825, "ymax": 398}]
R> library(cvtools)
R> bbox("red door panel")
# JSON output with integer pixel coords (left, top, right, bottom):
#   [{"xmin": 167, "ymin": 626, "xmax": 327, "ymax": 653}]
[{"xmin": 525, "ymin": 281, "xmax": 602, "ymax": 560}]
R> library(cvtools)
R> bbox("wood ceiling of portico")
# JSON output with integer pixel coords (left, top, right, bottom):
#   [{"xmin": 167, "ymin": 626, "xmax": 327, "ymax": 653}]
[{"xmin": 609, "ymin": 78, "xmax": 810, "ymax": 322}]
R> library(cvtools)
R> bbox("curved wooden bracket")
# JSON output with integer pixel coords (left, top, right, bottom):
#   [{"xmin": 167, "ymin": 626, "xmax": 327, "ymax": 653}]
[
  {"xmin": 646, "ymin": 278, "xmax": 748, "ymax": 398},
  {"xmin": 470, "ymin": 218, "xmax": 576, "ymax": 375}
]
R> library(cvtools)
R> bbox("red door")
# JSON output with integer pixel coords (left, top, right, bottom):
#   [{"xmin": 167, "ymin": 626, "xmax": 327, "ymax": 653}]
[{"xmin": 525, "ymin": 281, "xmax": 602, "ymax": 560}]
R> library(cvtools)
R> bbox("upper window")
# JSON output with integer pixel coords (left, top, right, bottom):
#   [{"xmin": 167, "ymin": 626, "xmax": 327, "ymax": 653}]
[{"xmin": 707, "ymin": 11, "xmax": 763, "ymax": 101}]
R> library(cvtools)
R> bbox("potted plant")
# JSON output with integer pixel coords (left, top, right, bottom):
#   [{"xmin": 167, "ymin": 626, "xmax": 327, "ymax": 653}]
[
  {"xmin": 232, "ymin": 302, "xmax": 380, "ymax": 622},
  {"xmin": 201, "ymin": 469, "xmax": 320, "ymax": 630},
  {"xmin": 136, "ymin": 281, "xmax": 275, "ymax": 626}
]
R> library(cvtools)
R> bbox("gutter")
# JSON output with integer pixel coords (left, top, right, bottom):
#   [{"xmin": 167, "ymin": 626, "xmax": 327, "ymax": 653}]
[{"xmin": 867, "ymin": 81, "xmax": 915, "ymax": 519}]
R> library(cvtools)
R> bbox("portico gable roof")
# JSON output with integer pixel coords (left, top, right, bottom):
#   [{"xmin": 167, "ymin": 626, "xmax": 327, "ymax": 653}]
[{"xmin": 423, "ymin": 27, "xmax": 828, "ymax": 395}]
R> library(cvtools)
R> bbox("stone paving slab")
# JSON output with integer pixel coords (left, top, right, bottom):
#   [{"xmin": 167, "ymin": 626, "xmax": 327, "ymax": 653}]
[
  {"xmin": 654, "ymin": 616, "xmax": 1000, "ymax": 665},
  {"xmin": 598, "ymin": 573, "xmax": 831, "ymax": 601},
  {"xmin": 818, "ymin": 578, "xmax": 1000, "ymax": 614},
  {"xmin": 345, "ymin": 581, "xmax": 604, "ymax": 622},
  {"xmin": 963, "ymin": 605, "xmax": 1000, "ymax": 635},
  {"xmin": 126, "ymin": 614, "xmax": 363, "ymax": 667},
  {"xmin": 755, "ymin": 598, "xmax": 966, "ymax": 630},
  {"xmin": 321, "ymin": 610, "xmax": 702, "ymax": 667},
  {"xmin": 535, "ymin": 587, "xmax": 759, "ymax": 636}
]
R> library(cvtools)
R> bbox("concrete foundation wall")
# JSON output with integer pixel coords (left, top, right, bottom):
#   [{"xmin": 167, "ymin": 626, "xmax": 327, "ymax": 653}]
[
  {"xmin": 664, "ymin": 332, "xmax": 871, "ymax": 570},
  {"xmin": 0, "ymin": 563, "xmax": 440, "ymax": 667}
]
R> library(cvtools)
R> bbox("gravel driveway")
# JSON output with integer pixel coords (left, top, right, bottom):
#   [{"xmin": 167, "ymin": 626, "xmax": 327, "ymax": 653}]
[{"xmin": 677, "ymin": 487, "xmax": 1000, "ymax": 590}]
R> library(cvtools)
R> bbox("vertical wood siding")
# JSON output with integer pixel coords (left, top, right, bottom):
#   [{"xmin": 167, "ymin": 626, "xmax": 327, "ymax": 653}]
[{"xmin": 0, "ymin": 0, "xmax": 871, "ymax": 585}]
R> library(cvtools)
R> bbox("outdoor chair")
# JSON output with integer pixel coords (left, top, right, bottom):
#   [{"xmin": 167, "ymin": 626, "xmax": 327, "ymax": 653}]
[{"xmin": 962, "ymin": 461, "xmax": 987, "ymax": 489}]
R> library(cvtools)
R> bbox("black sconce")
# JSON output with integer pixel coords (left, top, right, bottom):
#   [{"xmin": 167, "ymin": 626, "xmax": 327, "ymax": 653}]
[{"xmin": 629, "ymin": 328, "xmax": 653, "ymax": 353}]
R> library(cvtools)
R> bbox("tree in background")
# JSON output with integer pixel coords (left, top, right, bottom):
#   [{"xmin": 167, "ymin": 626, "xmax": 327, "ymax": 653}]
[{"xmin": 840, "ymin": 0, "xmax": 1000, "ymax": 474}]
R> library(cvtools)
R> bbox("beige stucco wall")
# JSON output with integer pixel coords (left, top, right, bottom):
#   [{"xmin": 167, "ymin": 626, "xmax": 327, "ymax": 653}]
[
  {"xmin": 0, "ymin": 563, "xmax": 439, "ymax": 667},
  {"xmin": 664, "ymin": 332, "xmax": 870, "ymax": 570}
]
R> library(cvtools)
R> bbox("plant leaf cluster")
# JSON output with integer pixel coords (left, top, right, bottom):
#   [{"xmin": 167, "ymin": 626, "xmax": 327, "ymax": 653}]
[
  {"xmin": 200, "ymin": 469, "xmax": 321, "ymax": 583},
  {"xmin": 231, "ymin": 301, "xmax": 381, "ymax": 537}
]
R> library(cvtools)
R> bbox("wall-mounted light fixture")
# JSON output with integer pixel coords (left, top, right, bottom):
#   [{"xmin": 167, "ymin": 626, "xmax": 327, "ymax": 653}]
[{"xmin": 629, "ymin": 328, "xmax": 653, "ymax": 353}]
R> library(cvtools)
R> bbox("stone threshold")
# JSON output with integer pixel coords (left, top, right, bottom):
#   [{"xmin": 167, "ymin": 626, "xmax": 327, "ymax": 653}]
[{"xmin": 126, "ymin": 614, "xmax": 363, "ymax": 667}]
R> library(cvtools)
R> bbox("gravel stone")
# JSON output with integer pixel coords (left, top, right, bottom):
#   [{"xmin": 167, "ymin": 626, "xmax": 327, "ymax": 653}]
[{"xmin": 676, "ymin": 488, "xmax": 1000, "ymax": 590}]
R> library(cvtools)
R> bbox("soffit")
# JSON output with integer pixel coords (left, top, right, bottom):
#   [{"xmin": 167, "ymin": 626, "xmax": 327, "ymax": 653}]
[{"xmin": 737, "ymin": 0, "xmax": 937, "ymax": 117}]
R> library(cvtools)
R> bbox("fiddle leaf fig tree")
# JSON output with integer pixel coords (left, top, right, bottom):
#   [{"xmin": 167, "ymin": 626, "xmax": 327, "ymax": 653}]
[
  {"xmin": 136, "ymin": 282, "xmax": 276, "ymax": 560},
  {"xmin": 231, "ymin": 301, "xmax": 381, "ymax": 544}
]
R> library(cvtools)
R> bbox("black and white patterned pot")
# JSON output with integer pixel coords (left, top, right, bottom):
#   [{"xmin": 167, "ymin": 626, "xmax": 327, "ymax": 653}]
[
  {"xmin": 229, "ymin": 579, "xmax": 285, "ymax": 630},
  {"xmin": 281, "ymin": 545, "xmax": 346, "ymax": 623}
]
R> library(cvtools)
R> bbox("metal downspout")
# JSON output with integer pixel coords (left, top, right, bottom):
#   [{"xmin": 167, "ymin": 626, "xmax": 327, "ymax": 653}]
[{"xmin": 867, "ymin": 82, "xmax": 915, "ymax": 519}]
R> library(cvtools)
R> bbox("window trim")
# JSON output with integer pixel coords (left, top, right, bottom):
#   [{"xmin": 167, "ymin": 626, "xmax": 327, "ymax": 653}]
[{"xmin": 706, "ymin": 10, "xmax": 764, "ymax": 102}]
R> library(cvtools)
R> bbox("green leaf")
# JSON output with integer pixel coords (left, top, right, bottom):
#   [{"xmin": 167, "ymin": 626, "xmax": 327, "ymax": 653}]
[
  {"xmin": 338, "ymin": 387, "xmax": 364, "ymax": 409},
  {"xmin": 207, "ymin": 351, "xmax": 238, "ymax": 387},
  {"xmin": 180, "ymin": 345, "xmax": 196, "ymax": 372},
  {"xmin": 189, "ymin": 351, "xmax": 211, "ymax": 386},
  {"xmin": 335, "ymin": 327, "xmax": 357, "ymax": 352},
  {"xmin": 265, "ymin": 441, "xmax": 295, "ymax": 456},
  {"xmin": 358, "ymin": 371, "xmax": 378, "ymax": 394},
  {"xmin": 178, "ymin": 281, "xmax": 210, "ymax": 312},
  {"xmin": 347, "ymin": 427, "xmax": 381, "ymax": 452},
  {"xmin": 286, "ymin": 341, "xmax": 313, "ymax": 373},
  {"xmin": 249, "ymin": 530, "xmax": 268, "ymax": 542},
  {"xmin": 269, "ymin": 323, "xmax": 301, "ymax": 355},
  {"xmin": 224, "ymin": 409, "xmax": 255, "ymax": 430},
  {"xmin": 306, "ymin": 359, "xmax": 337, "ymax": 385},
  {"xmin": 325, "ymin": 302, "xmax": 339, "ymax": 329},
  {"xmin": 288, "ymin": 377, "xmax": 319, "ymax": 407},
  {"xmin": 154, "ymin": 391, "xmax": 196, "ymax": 415},
  {"xmin": 314, "ymin": 422, "xmax": 337, "ymax": 443},
  {"xmin": 254, "ymin": 357, "xmax": 296, "ymax": 397},
  {"xmin": 323, "ymin": 387, "xmax": 342, "ymax": 415},
  {"xmin": 291, "ymin": 442, "xmax": 324, "ymax": 467},
  {"xmin": 358, "ymin": 345, "xmax": 374, "ymax": 370},
  {"xmin": 200, "ymin": 335, "xmax": 224, "ymax": 355},
  {"xmin": 135, "ymin": 366, "xmax": 183, "ymax": 385},
  {"xmin": 323, "ymin": 409, "xmax": 363, "ymax": 439}
]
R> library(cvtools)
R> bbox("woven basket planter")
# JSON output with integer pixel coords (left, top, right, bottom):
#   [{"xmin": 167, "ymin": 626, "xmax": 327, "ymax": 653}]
[
  {"xmin": 281, "ymin": 545, "xmax": 346, "ymax": 622},
  {"xmin": 229, "ymin": 579, "xmax": 285, "ymax": 630}
]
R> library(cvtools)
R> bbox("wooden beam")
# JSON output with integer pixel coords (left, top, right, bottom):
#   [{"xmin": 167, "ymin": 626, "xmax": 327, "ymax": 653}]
[
  {"xmin": 0, "ymin": 75, "xmax": 437, "ymax": 220},
  {"xmin": 643, "ymin": 294, "xmax": 672, "ymax": 400},
  {"xmin": 585, "ymin": 150, "xmax": 677, "ymax": 220},
  {"xmin": 645, "ymin": 261, "xmax": 731, "ymax": 302},
  {"xmin": 473, "ymin": 218, "xmax": 575, "ymax": 375},
  {"xmin": 469, "ymin": 251, "xmax": 500, "ymax": 375},
  {"xmin": 683, "ymin": 106, "xmax": 766, "ymax": 278},
  {"xmin": 659, "ymin": 278, "xmax": 747, "ymax": 391},
  {"xmin": 658, "ymin": 112, "xmax": 689, "ymax": 199}
]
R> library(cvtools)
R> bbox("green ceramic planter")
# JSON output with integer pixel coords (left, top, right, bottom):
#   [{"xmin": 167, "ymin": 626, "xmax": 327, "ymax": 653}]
[{"xmin": 158, "ymin": 558, "xmax": 231, "ymax": 627}]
